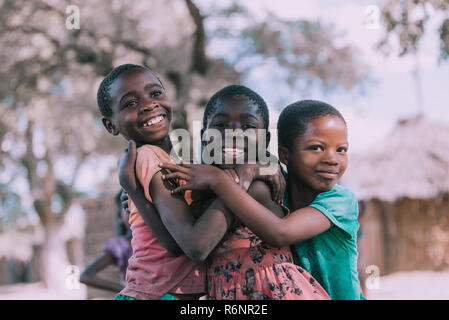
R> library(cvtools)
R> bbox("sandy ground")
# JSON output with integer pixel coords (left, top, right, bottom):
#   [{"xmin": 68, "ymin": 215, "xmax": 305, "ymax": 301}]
[
  {"xmin": 365, "ymin": 270, "xmax": 449, "ymax": 300},
  {"xmin": 1, "ymin": 270, "xmax": 449, "ymax": 300},
  {"xmin": 0, "ymin": 282, "xmax": 87, "ymax": 300}
]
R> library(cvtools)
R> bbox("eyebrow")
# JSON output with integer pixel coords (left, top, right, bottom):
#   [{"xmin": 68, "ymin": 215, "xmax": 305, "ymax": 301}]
[
  {"xmin": 305, "ymin": 138, "xmax": 348, "ymax": 145},
  {"xmin": 211, "ymin": 112, "xmax": 260, "ymax": 120},
  {"xmin": 144, "ymin": 83, "xmax": 163, "ymax": 91},
  {"xmin": 119, "ymin": 83, "xmax": 163, "ymax": 105},
  {"xmin": 240, "ymin": 113, "xmax": 260, "ymax": 121}
]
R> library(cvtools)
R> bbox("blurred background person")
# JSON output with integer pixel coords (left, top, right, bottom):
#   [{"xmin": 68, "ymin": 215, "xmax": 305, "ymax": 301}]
[{"xmin": 80, "ymin": 191, "xmax": 132, "ymax": 293}]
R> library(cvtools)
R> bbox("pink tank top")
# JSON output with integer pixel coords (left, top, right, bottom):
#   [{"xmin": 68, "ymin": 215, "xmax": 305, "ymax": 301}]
[{"xmin": 119, "ymin": 145, "xmax": 206, "ymax": 300}]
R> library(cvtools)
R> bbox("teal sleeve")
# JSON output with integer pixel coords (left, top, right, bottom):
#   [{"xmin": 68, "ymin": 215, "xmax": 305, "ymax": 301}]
[{"xmin": 308, "ymin": 185, "xmax": 359, "ymax": 238}]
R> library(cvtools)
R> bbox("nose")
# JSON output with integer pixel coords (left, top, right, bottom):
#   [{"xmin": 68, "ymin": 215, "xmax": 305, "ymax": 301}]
[
  {"xmin": 226, "ymin": 121, "xmax": 240, "ymax": 130},
  {"xmin": 322, "ymin": 149, "xmax": 338, "ymax": 165},
  {"xmin": 138, "ymin": 101, "xmax": 159, "ymax": 114}
]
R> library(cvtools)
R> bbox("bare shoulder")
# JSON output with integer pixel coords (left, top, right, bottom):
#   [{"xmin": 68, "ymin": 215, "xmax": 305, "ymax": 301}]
[{"xmin": 248, "ymin": 180, "xmax": 284, "ymax": 218}]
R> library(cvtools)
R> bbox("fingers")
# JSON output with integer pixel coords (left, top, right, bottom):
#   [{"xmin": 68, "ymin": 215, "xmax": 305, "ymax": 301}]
[
  {"xmin": 170, "ymin": 184, "xmax": 191, "ymax": 194},
  {"xmin": 120, "ymin": 190, "xmax": 128, "ymax": 202},
  {"xmin": 266, "ymin": 170, "xmax": 284, "ymax": 204},
  {"xmin": 120, "ymin": 190, "xmax": 130, "ymax": 214},
  {"xmin": 159, "ymin": 162, "xmax": 190, "ymax": 174},
  {"xmin": 276, "ymin": 171, "xmax": 284, "ymax": 204},
  {"xmin": 272, "ymin": 177, "xmax": 279, "ymax": 203},
  {"xmin": 272, "ymin": 167, "xmax": 286, "ymax": 204},
  {"xmin": 118, "ymin": 141, "xmax": 138, "ymax": 189},
  {"xmin": 122, "ymin": 140, "xmax": 137, "ymax": 165},
  {"xmin": 224, "ymin": 169, "xmax": 239, "ymax": 184},
  {"xmin": 162, "ymin": 172, "xmax": 190, "ymax": 181},
  {"xmin": 279, "ymin": 169, "xmax": 286, "ymax": 203}
]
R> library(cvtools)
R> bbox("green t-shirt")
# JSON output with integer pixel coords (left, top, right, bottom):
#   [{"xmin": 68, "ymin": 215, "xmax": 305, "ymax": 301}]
[{"xmin": 284, "ymin": 173, "xmax": 364, "ymax": 300}]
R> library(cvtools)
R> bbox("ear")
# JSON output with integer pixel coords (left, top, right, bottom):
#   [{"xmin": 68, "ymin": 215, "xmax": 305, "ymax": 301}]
[
  {"xmin": 102, "ymin": 117, "xmax": 120, "ymax": 136},
  {"xmin": 278, "ymin": 146, "xmax": 289, "ymax": 166}
]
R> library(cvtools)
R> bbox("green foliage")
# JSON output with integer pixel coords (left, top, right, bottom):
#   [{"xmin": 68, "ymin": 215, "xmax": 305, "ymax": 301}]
[
  {"xmin": 0, "ymin": 185, "xmax": 26, "ymax": 230},
  {"xmin": 378, "ymin": 0, "xmax": 449, "ymax": 59},
  {"xmin": 207, "ymin": 3, "xmax": 369, "ymax": 98}
]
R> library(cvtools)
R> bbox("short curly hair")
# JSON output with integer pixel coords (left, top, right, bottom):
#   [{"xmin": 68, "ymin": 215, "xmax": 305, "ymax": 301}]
[
  {"xmin": 97, "ymin": 64, "xmax": 149, "ymax": 118},
  {"xmin": 202, "ymin": 85, "xmax": 269, "ymax": 129},
  {"xmin": 277, "ymin": 100, "xmax": 346, "ymax": 149}
]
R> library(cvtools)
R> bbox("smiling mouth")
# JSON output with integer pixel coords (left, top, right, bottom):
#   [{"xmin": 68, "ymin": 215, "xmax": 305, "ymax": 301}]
[
  {"xmin": 222, "ymin": 147, "xmax": 245, "ymax": 158},
  {"xmin": 141, "ymin": 114, "xmax": 166, "ymax": 128},
  {"xmin": 316, "ymin": 171, "xmax": 339, "ymax": 179}
]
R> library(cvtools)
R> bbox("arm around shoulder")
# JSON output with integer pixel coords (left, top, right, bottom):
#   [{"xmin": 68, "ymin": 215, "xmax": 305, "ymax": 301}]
[{"xmin": 150, "ymin": 171, "xmax": 233, "ymax": 261}]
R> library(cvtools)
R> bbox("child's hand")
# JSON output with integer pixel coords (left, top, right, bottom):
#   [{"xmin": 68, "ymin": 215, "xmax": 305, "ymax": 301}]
[
  {"xmin": 223, "ymin": 169, "xmax": 240, "ymax": 184},
  {"xmin": 158, "ymin": 162, "xmax": 225, "ymax": 194},
  {"xmin": 120, "ymin": 190, "xmax": 130, "ymax": 215},
  {"xmin": 234, "ymin": 163, "xmax": 286, "ymax": 204},
  {"xmin": 118, "ymin": 140, "xmax": 138, "ymax": 193}
]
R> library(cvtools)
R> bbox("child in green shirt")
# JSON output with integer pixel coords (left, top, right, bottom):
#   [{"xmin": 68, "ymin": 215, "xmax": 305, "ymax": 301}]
[
  {"xmin": 277, "ymin": 100, "xmax": 363, "ymax": 300},
  {"xmin": 164, "ymin": 100, "xmax": 364, "ymax": 300}
]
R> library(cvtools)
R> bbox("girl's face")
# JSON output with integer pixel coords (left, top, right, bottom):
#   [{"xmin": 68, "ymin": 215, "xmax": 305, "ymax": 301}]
[
  {"xmin": 104, "ymin": 69, "xmax": 172, "ymax": 145},
  {"xmin": 204, "ymin": 96, "xmax": 267, "ymax": 170},
  {"xmin": 282, "ymin": 116, "xmax": 348, "ymax": 192}
]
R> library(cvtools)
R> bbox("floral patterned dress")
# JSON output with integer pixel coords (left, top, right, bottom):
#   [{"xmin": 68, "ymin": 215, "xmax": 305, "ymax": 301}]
[{"xmin": 206, "ymin": 225, "xmax": 331, "ymax": 300}]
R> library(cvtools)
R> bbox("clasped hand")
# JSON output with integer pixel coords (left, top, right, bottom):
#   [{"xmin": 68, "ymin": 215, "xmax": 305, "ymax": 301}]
[{"xmin": 158, "ymin": 162, "xmax": 285, "ymax": 204}]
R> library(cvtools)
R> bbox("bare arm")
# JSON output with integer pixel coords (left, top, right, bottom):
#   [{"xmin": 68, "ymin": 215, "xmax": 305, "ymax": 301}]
[
  {"xmin": 150, "ymin": 171, "xmax": 233, "ymax": 261},
  {"xmin": 79, "ymin": 252, "xmax": 124, "ymax": 292},
  {"xmin": 164, "ymin": 163, "xmax": 332, "ymax": 248},
  {"xmin": 118, "ymin": 141, "xmax": 182, "ymax": 255},
  {"xmin": 208, "ymin": 170, "xmax": 332, "ymax": 247}
]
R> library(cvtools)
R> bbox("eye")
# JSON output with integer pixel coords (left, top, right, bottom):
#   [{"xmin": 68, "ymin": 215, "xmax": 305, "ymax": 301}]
[
  {"xmin": 337, "ymin": 146, "xmax": 348, "ymax": 154},
  {"xmin": 150, "ymin": 89, "xmax": 165, "ymax": 99},
  {"xmin": 242, "ymin": 123, "xmax": 257, "ymax": 130},
  {"xmin": 308, "ymin": 145, "xmax": 324, "ymax": 152},
  {"xmin": 212, "ymin": 122, "xmax": 227, "ymax": 128},
  {"xmin": 123, "ymin": 99, "xmax": 138, "ymax": 109}
]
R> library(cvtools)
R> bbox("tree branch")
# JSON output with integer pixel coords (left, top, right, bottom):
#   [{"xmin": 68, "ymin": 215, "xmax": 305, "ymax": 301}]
[{"xmin": 184, "ymin": 0, "xmax": 208, "ymax": 74}]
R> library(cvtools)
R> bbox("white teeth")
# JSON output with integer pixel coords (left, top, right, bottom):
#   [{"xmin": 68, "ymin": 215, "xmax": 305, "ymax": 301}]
[
  {"xmin": 143, "ymin": 115, "xmax": 164, "ymax": 127},
  {"xmin": 223, "ymin": 148, "xmax": 244, "ymax": 155}
]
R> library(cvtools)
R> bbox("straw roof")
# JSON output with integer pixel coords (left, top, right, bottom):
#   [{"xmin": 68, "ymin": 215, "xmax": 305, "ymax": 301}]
[{"xmin": 343, "ymin": 114, "xmax": 449, "ymax": 202}]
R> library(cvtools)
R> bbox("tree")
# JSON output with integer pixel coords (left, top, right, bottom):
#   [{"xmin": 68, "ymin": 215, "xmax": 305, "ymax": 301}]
[
  {"xmin": 378, "ymin": 0, "xmax": 449, "ymax": 59},
  {"xmin": 202, "ymin": 2, "xmax": 370, "ymax": 103},
  {"xmin": 377, "ymin": 0, "xmax": 449, "ymax": 112}
]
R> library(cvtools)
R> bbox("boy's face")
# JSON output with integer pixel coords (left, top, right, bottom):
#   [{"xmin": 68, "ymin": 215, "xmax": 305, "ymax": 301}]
[
  {"xmin": 103, "ymin": 69, "xmax": 172, "ymax": 145},
  {"xmin": 204, "ymin": 96, "xmax": 267, "ymax": 169},
  {"xmin": 281, "ymin": 116, "xmax": 348, "ymax": 192}
]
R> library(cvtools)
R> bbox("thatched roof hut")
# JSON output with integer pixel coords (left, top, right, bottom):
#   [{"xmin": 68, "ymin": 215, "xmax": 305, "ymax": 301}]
[
  {"xmin": 344, "ymin": 114, "xmax": 449, "ymax": 202},
  {"xmin": 343, "ymin": 115, "xmax": 449, "ymax": 275}
]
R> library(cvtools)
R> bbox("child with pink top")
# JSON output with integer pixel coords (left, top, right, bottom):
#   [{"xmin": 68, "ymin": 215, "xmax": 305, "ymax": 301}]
[{"xmin": 98, "ymin": 64, "xmax": 236, "ymax": 299}]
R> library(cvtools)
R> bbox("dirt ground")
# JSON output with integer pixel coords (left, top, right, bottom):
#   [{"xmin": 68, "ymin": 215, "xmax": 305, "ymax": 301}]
[
  {"xmin": 1, "ymin": 270, "xmax": 449, "ymax": 300},
  {"xmin": 365, "ymin": 270, "xmax": 449, "ymax": 300},
  {"xmin": 0, "ymin": 282, "xmax": 87, "ymax": 300}
]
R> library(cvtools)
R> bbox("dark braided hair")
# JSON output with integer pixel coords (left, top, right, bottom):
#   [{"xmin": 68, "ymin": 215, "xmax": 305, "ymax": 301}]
[
  {"xmin": 97, "ymin": 64, "xmax": 148, "ymax": 117},
  {"xmin": 277, "ymin": 100, "xmax": 346, "ymax": 149},
  {"xmin": 202, "ymin": 85, "xmax": 270, "ymax": 129}
]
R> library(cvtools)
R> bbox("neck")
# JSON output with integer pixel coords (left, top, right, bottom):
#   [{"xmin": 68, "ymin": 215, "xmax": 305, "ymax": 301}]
[
  {"xmin": 136, "ymin": 136, "xmax": 173, "ymax": 154},
  {"xmin": 287, "ymin": 176, "xmax": 319, "ymax": 211}
]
